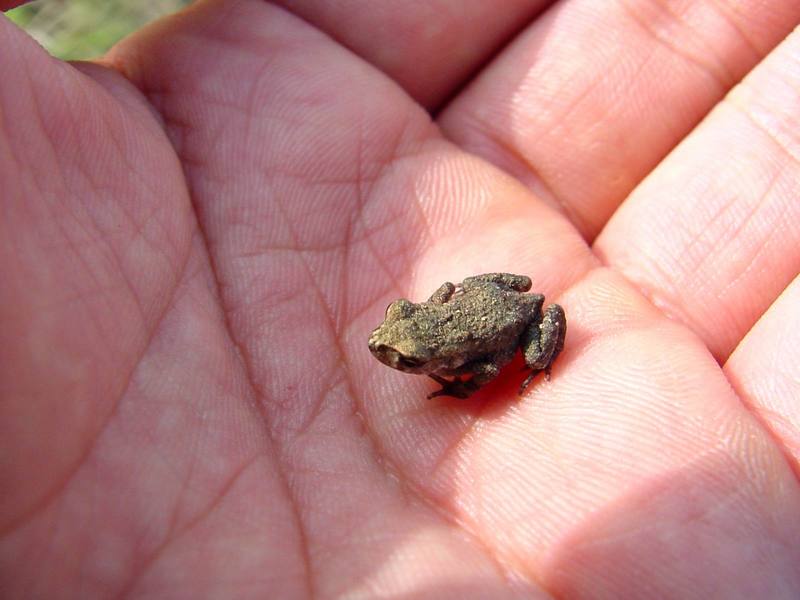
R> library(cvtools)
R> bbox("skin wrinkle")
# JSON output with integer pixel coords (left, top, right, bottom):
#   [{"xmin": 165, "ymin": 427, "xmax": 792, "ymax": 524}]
[
  {"xmin": 358, "ymin": 208, "xmax": 423, "ymax": 298},
  {"xmin": 342, "ymin": 280, "xmax": 406, "ymax": 340},
  {"xmin": 98, "ymin": 204, "xmax": 169, "ymax": 329},
  {"xmin": 706, "ymin": 0, "xmax": 762, "ymax": 59},
  {"xmin": 617, "ymin": 0, "xmax": 735, "ymax": 90},
  {"xmin": 80, "ymin": 78, "xmax": 147, "ymax": 191},
  {"xmin": 0, "ymin": 280, "xmax": 120, "ymax": 324},
  {"xmin": 166, "ymin": 175, "xmax": 316, "ymax": 600},
  {"xmin": 618, "ymin": 106, "xmax": 799, "ymax": 358},
  {"xmin": 322, "ymin": 113, "xmax": 438, "ymax": 323},
  {"xmin": 426, "ymin": 413, "xmax": 486, "ymax": 483},
  {"xmin": 67, "ymin": 210, "xmax": 149, "ymax": 347},
  {"xmin": 114, "ymin": 452, "xmax": 268, "ymax": 600},
  {"xmin": 713, "ymin": 166, "xmax": 783, "ymax": 297},
  {"xmin": 354, "ymin": 123, "xmax": 398, "ymax": 289},
  {"xmin": 125, "ymin": 197, "xmax": 186, "ymax": 282},
  {"xmin": 27, "ymin": 77, "xmax": 156, "ymax": 324},
  {"xmin": 30, "ymin": 502, "xmax": 65, "ymax": 600},
  {"xmin": 259, "ymin": 189, "xmax": 372, "ymax": 596},
  {"xmin": 545, "ymin": 445, "xmax": 763, "ymax": 583},
  {"xmin": 658, "ymin": 198, "xmax": 737, "ymax": 337},
  {"xmin": 679, "ymin": 187, "xmax": 734, "ymax": 265},
  {"xmin": 726, "ymin": 357, "xmax": 800, "ymax": 482},
  {"xmin": 46, "ymin": 199, "xmax": 107, "ymax": 304},
  {"xmin": 343, "ymin": 108, "xmax": 368, "ymax": 338},
  {"xmin": 34, "ymin": 157, "xmax": 156, "ymax": 359},
  {"xmin": 0, "ymin": 114, "xmax": 18, "ymax": 176},
  {"xmin": 28, "ymin": 92, "xmax": 66, "ymax": 195},
  {"xmin": 747, "ymin": 404, "xmax": 800, "ymax": 477},
  {"xmin": 551, "ymin": 61, "xmax": 612, "ymax": 132},
  {"xmin": 163, "ymin": 400, "xmax": 207, "ymax": 534},
  {"xmin": 91, "ymin": 116, "xmax": 183, "ymax": 267},
  {"xmin": 447, "ymin": 98, "xmax": 595, "ymax": 238},
  {"xmin": 22, "ymin": 237, "xmax": 192, "ymax": 565},
  {"xmin": 350, "ymin": 178, "xmax": 404, "ymax": 322},
  {"xmin": 595, "ymin": 241, "xmax": 685, "ymax": 326},
  {"xmin": 727, "ymin": 95, "xmax": 800, "ymax": 166},
  {"xmin": 0, "ymin": 231, "xmax": 192, "ymax": 537},
  {"xmin": 385, "ymin": 133, "xmax": 441, "ymax": 267},
  {"xmin": 594, "ymin": 251, "xmax": 800, "ymax": 497},
  {"xmin": 293, "ymin": 375, "xmax": 350, "ymax": 440},
  {"xmin": 241, "ymin": 58, "xmax": 279, "ymax": 155},
  {"xmin": 230, "ymin": 208, "xmax": 421, "ymax": 255}
]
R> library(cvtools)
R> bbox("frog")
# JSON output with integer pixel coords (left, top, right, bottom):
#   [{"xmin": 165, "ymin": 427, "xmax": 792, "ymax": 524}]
[{"xmin": 367, "ymin": 273, "xmax": 566, "ymax": 399}]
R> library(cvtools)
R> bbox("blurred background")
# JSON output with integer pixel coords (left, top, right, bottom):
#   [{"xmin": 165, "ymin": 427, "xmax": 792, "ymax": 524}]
[{"xmin": 7, "ymin": 0, "xmax": 191, "ymax": 59}]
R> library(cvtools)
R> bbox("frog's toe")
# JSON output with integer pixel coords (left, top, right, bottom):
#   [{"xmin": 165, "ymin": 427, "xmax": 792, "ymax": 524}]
[
  {"xmin": 427, "ymin": 375, "xmax": 478, "ymax": 399},
  {"xmin": 519, "ymin": 369, "xmax": 542, "ymax": 395}
]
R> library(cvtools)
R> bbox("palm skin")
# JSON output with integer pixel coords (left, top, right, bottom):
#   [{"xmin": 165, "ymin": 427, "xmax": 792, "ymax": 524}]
[{"xmin": 2, "ymin": 0, "xmax": 800, "ymax": 598}]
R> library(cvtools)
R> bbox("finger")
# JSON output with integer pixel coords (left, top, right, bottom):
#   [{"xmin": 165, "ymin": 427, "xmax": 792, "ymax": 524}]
[
  {"xmin": 726, "ymin": 275, "xmax": 800, "ymax": 471},
  {"xmin": 595, "ymin": 29, "xmax": 800, "ymax": 361},
  {"xmin": 271, "ymin": 0, "xmax": 554, "ymax": 109},
  {"xmin": 0, "ymin": 17, "xmax": 193, "ymax": 530},
  {"xmin": 112, "ymin": 1, "xmax": 589, "ymax": 596},
  {"xmin": 439, "ymin": 0, "xmax": 800, "ymax": 239}
]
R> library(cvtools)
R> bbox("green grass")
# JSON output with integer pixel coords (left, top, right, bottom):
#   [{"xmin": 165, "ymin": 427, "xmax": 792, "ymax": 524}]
[{"xmin": 7, "ymin": 0, "xmax": 191, "ymax": 60}]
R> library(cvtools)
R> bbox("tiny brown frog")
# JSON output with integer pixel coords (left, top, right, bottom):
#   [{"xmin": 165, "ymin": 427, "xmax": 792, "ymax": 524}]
[{"xmin": 368, "ymin": 273, "xmax": 566, "ymax": 399}]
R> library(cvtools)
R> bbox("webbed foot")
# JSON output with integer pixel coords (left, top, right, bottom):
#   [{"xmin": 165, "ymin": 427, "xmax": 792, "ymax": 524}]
[{"xmin": 427, "ymin": 374, "xmax": 480, "ymax": 399}]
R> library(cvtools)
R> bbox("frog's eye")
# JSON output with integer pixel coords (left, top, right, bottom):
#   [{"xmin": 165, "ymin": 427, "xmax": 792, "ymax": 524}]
[
  {"xmin": 386, "ymin": 299, "xmax": 414, "ymax": 319},
  {"xmin": 398, "ymin": 355, "xmax": 424, "ymax": 369}
]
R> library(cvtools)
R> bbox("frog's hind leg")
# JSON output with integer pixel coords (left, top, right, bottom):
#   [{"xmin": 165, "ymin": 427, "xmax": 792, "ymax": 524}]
[
  {"xmin": 520, "ymin": 304, "xmax": 567, "ymax": 393},
  {"xmin": 461, "ymin": 273, "xmax": 532, "ymax": 292}
]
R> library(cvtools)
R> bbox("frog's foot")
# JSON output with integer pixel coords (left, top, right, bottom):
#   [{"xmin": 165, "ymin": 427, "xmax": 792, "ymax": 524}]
[
  {"xmin": 519, "ymin": 368, "xmax": 547, "ymax": 395},
  {"xmin": 427, "ymin": 374, "xmax": 479, "ymax": 399}
]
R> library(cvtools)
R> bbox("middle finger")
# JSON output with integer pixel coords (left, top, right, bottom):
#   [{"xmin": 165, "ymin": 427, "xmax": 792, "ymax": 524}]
[{"xmin": 438, "ymin": 0, "xmax": 800, "ymax": 239}]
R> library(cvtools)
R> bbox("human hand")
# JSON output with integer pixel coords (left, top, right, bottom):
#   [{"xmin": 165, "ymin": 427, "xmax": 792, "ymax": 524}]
[{"xmin": 2, "ymin": 1, "xmax": 800, "ymax": 597}]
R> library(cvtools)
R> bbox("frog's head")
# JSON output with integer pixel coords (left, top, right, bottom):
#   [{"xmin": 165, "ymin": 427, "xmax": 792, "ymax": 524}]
[{"xmin": 368, "ymin": 299, "xmax": 435, "ymax": 374}]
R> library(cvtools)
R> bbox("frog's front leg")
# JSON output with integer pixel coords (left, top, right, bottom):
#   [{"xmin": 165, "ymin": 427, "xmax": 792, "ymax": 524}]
[
  {"xmin": 427, "ymin": 281, "xmax": 456, "ymax": 304},
  {"xmin": 520, "ymin": 304, "xmax": 567, "ymax": 393},
  {"xmin": 427, "ymin": 360, "xmax": 501, "ymax": 399},
  {"xmin": 461, "ymin": 273, "xmax": 532, "ymax": 292}
]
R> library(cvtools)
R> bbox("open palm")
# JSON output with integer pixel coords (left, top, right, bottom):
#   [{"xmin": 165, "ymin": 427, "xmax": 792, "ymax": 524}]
[{"xmin": 2, "ymin": 1, "xmax": 800, "ymax": 598}]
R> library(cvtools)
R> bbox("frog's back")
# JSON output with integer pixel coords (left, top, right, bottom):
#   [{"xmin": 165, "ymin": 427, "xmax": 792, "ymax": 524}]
[{"xmin": 422, "ymin": 284, "xmax": 541, "ymax": 358}]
